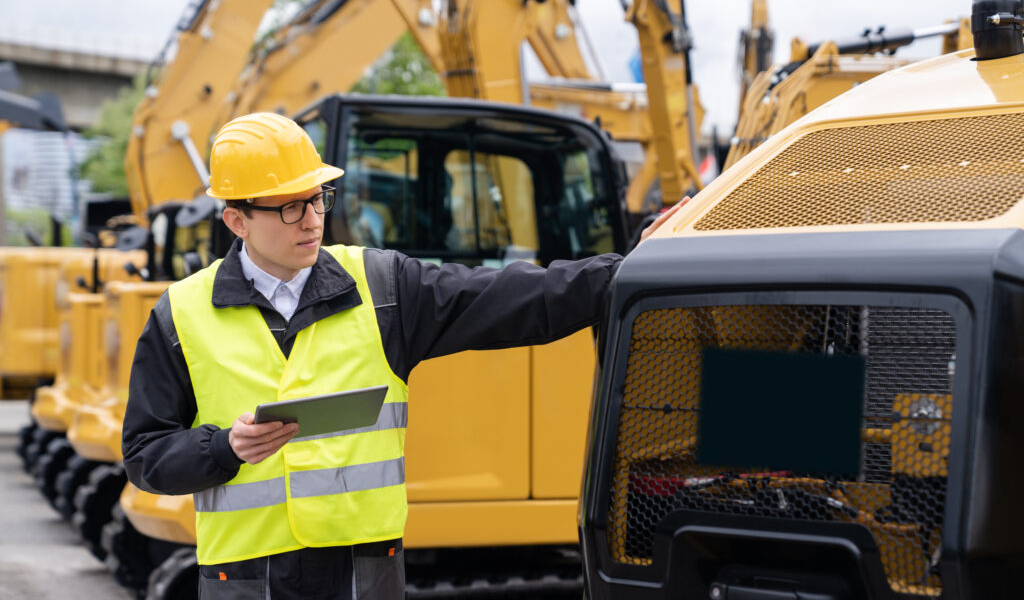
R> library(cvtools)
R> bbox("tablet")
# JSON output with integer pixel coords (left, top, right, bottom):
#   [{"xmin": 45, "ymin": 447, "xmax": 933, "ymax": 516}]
[{"xmin": 254, "ymin": 385, "xmax": 389, "ymax": 438}]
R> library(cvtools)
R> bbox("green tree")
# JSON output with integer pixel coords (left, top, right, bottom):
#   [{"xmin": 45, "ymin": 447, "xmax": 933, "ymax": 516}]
[
  {"xmin": 352, "ymin": 32, "xmax": 445, "ymax": 96},
  {"xmin": 78, "ymin": 74, "xmax": 145, "ymax": 196}
]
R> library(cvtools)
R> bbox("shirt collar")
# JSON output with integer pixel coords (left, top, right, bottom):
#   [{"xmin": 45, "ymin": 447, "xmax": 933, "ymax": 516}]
[
  {"xmin": 212, "ymin": 238, "xmax": 359, "ymax": 311},
  {"xmin": 238, "ymin": 241, "xmax": 312, "ymax": 301}
]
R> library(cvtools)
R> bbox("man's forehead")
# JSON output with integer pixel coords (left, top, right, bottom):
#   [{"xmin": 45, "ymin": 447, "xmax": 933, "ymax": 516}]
[{"xmin": 253, "ymin": 186, "xmax": 322, "ymax": 205}]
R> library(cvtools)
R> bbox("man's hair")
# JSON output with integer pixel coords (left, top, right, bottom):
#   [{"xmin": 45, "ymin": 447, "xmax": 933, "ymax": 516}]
[{"xmin": 225, "ymin": 199, "xmax": 253, "ymax": 217}]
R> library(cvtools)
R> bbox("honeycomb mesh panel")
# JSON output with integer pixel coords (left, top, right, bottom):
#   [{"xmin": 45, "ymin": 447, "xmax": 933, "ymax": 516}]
[
  {"xmin": 609, "ymin": 304, "xmax": 956, "ymax": 598},
  {"xmin": 695, "ymin": 113, "xmax": 1024, "ymax": 230}
]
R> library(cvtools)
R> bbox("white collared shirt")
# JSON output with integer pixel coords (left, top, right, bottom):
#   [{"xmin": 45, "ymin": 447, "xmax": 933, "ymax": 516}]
[{"xmin": 238, "ymin": 242, "xmax": 312, "ymax": 322}]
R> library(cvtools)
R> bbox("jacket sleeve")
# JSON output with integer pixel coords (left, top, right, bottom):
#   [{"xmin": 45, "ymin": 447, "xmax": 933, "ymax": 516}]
[
  {"xmin": 388, "ymin": 253, "xmax": 622, "ymax": 380},
  {"xmin": 121, "ymin": 293, "xmax": 243, "ymax": 496}
]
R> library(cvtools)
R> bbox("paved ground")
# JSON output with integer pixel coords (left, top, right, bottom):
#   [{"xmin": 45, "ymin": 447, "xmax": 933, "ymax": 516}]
[{"xmin": 0, "ymin": 400, "xmax": 134, "ymax": 600}]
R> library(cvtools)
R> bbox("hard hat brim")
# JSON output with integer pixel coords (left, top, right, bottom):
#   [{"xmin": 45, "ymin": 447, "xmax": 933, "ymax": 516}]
[{"xmin": 206, "ymin": 164, "xmax": 345, "ymax": 200}]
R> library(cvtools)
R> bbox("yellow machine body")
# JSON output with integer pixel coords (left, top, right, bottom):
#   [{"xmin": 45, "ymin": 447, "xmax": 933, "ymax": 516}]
[
  {"xmin": 67, "ymin": 281, "xmax": 171, "ymax": 462},
  {"xmin": 614, "ymin": 46, "xmax": 1024, "ymax": 597},
  {"xmin": 29, "ymin": 250, "xmax": 144, "ymax": 427},
  {"xmin": 0, "ymin": 248, "xmax": 80, "ymax": 392},
  {"xmin": 662, "ymin": 48, "xmax": 1024, "ymax": 242},
  {"xmin": 7, "ymin": 248, "xmax": 142, "ymax": 407}
]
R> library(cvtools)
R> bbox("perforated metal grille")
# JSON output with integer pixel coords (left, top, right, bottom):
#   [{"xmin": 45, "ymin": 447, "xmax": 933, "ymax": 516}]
[
  {"xmin": 695, "ymin": 113, "xmax": 1024, "ymax": 230},
  {"xmin": 609, "ymin": 304, "xmax": 956, "ymax": 598}
]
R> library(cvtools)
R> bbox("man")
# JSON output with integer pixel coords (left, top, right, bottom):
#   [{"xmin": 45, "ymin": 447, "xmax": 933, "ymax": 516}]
[{"xmin": 122, "ymin": 112, "xmax": 683, "ymax": 599}]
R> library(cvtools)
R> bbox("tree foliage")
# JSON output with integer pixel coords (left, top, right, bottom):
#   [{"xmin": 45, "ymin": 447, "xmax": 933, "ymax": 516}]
[
  {"xmin": 77, "ymin": 74, "xmax": 145, "ymax": 197},
  {"xmin": 352, "ymin": 32, "xmax": 445, "ymax": 97}
]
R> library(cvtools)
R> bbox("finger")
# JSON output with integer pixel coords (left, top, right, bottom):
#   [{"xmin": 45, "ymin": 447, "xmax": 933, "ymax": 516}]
[
  {"xmin": 233, "ymin": 427, "xmax": 295, "ymax": 456},
  {"xmin": 640, "ymin": 196, "xmax": 691, "ymax": 244},
  {"xmin": 655, "ymin": 196, "xmax": 689, "ymax": 223},
  {"xmin": 252, "ymin": 422, "xmax": 299, "ymax": 444},
  {"xmin": 234, "ymin": 420, "xmax": 289, "ymax": 439},
  {"xmin": 646, "ymin": 203, "xmax": 682, "ymax": 233},
  {"xmin": 258, "ymin": 423, "xmax": 299, "ymax": 445},
  {"xmin": 246, "ymin": 449, "xmax": 277, "ymax": 465},
  {"xmin": 250, "ymin": 434, "xmax": 293, "ymax": 456},
  {"xmin": 238, "ymin": 412, "xmax": 255, "ymax": 426},
  {"xmin": 237, "ymin": 423, "xmax": 298, "ymax": 451},
  {"xmin": 244, "ymin": 432, "xmax": 297, "ymax": 463}
]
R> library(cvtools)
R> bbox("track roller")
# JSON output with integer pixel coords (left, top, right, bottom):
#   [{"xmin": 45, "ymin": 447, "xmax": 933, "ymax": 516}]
[
  {"xmin": 102, "ymin": 503, "xmax": 184, "ymax": 591},
  {"xmin": 55, "ymin": 456, "xmax": 102, "ymax": 520},
  {"xmin": 34, "ymin": 437, "xmax": 76, "ymax": 509},
  {"xmin": 72, "ymin": 463, "xmax": 127, "ymax": 560},
  {"xmin": 16, "ymin": 421, "xmax": 37, "ymax": 470},
  {"xmin": 146, "ymin": 547, "xmax": 198, "ymax": 600},
  {"xmin": 405, "ymin": 545, "xmax": 584, "ymax": 599},
  {"xmin": 22, "ymin": 428, "xmax": 62, "ymax": 474}
]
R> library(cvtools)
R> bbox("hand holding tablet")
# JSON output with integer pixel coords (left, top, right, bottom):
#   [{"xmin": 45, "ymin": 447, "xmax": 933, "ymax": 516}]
[{"xmin": 253, "ymin": 385, "xmax": 389, "ymax": 438}]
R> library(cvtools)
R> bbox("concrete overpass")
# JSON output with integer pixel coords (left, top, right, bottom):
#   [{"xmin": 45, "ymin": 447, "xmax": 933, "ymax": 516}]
[{"xmin": 0, "ymin": 39, "xmax": 147, "ymax": 130}]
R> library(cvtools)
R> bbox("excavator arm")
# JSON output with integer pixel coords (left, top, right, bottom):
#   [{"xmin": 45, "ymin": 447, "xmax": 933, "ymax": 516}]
[
  {"xmin": 437, "ymin": 0, "xmax": 706, "ymax": 212},
  {"xmin": 124, "ymin": 0, "xmax": 274, "ymax": 219},
  {"xmin": 726, "ymin": 16, "xmax": 969, "ymax": 170},
  {"xmin": 220, "ymin": 0, "xmax": 442, "ymax": 122},
  {"xmin": 737, "ymin": 0, "xmax": 773, "ymax": 115},
  {"xmin": 625, "ymin": 0, "xmax": 704, "ymax": 204},
  {"xmin": 438, "ymin": 0, "xmax": 594, "ymax": 103}
]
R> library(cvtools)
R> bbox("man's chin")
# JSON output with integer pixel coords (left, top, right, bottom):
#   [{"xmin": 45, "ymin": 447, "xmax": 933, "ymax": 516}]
[{"xmin": 295, "ymin": 243, "xmax": 320, "ymax": 264}]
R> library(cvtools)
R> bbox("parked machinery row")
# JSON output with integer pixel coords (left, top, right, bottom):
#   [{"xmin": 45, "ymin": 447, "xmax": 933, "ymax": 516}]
[{"xmin": 9, "ymin": 1, "xmax": 975, "ymax": 599}]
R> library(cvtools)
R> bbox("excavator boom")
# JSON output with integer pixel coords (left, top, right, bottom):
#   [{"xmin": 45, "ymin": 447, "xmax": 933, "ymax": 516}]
[{"xmin": 124, "ymin": 0, "xmax": 274, "ymax": 220}]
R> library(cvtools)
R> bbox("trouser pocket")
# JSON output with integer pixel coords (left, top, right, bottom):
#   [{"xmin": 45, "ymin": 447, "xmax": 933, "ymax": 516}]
[
  {"xmin": 353, "ymin": 547, "xmax": 405, "ymax": 600},
  {"xmin": 199, "ymin": 562, "xmax": 267, "ymax": 600}
]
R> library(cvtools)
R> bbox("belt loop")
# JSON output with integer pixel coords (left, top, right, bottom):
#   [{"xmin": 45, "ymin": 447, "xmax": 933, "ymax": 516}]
[
  {"xmin": 266, "ymin": 556, "xmax": 271, "ymax": 599},
  {"xmin": 350, "ymin": 545, "xmax": 359, "ymax": 600}
]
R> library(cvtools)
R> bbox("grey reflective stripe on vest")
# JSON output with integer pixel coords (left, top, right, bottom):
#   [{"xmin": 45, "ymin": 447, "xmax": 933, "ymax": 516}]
[
  {"xmin": 194, "ymin": 476, "xmax": 287, "ymax": 512},
  {"xmin": 363, "ymin": 248, "xmax": 397, "ymax": 309},
  {"xmin": 195, "ymin": 457, "xmax": 405, "ymax": 512},
  {"xmin": 291, "ymin": 401, "xmax": 408, "ymax": 443},
  {"xmin": 291, "ymin": 457, "xmax": 405, "ymax": 499}
]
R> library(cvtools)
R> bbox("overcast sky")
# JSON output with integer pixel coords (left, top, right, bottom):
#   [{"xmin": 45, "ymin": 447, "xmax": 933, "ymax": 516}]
[{"xmin": 0, "ymin": 0, "xmax": 972, "ymax": 133}]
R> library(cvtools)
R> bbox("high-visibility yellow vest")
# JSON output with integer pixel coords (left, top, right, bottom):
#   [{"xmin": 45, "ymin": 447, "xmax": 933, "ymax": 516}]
[{"xmin": 168, "ymin": 245, "xmax": 409, "ymax": 565}]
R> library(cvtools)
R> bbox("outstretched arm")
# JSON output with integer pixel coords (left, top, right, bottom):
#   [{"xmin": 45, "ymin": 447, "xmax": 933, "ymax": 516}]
[{"xmin": 378, "ymin": 252, "xmax": 622, "ymax": 381}]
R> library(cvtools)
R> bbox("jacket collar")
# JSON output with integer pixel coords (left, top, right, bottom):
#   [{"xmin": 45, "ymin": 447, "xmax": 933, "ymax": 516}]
[{"xmin": 211, "ymin": 238, "xmax": 358, "ymax": 310}]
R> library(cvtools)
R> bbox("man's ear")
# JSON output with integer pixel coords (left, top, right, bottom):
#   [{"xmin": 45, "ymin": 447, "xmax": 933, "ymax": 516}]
[{"xmin": 222, "ymin": 207, "xmax": 248, "ymax": 240}]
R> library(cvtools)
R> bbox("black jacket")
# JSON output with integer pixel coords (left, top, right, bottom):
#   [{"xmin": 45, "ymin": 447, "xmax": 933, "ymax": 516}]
[{"xmin": 122, "ymin": 239, "xmax": 621, "ymax": 496}]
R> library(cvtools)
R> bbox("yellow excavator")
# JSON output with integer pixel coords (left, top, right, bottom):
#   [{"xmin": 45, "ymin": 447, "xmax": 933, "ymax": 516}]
[
  {"xmin": 0, "ymin": 67, "xmax": 88, "ymax": 402},
  {"xmin": 727, "ymin": 9, "xmax": 972, "ymax": 169},
  {"xmin": 13, "ymin": 1, "xmax": 643, "ymax": 598},
  {"xmin": 431, "ymin": 0, "xmax": 707, "ymax": 213},
  {"xmin": 580, "ymin": 2, "xmax": 1024, "ymax": 599}
]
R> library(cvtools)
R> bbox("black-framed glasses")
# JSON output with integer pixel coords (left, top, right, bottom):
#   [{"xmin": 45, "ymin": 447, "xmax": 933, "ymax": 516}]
[{"xmin": 242, "ymin": 186, "xmax": 335, "ymax": 224}]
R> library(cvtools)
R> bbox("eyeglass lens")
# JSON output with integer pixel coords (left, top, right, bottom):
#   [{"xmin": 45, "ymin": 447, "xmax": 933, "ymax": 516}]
[{"xmin": 281, "ymin": 189, "xmax": 335, "ymax": 224}]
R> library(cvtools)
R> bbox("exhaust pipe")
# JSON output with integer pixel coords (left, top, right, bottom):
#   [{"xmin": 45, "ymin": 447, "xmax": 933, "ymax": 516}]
[{"xmin": 972, "ymin": 0, "xmax": 1024, "ymax": 60}]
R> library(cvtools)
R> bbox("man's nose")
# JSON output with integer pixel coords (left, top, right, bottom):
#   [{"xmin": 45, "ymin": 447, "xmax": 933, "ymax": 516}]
[{"xmin": 300, "ymin": 202, "xmax": 323, "ymax": 228}]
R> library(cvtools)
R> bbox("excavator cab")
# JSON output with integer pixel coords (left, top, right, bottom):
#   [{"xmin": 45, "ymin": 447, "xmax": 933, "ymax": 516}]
[{"xmin": 297, "ymin": 94, "xmax": 629, "ymax": 267}]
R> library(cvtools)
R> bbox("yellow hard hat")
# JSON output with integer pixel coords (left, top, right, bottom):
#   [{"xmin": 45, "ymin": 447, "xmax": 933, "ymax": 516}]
[{"xmin": 206, "ymin": 112, "xmax": 344, "ymax": 200}]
